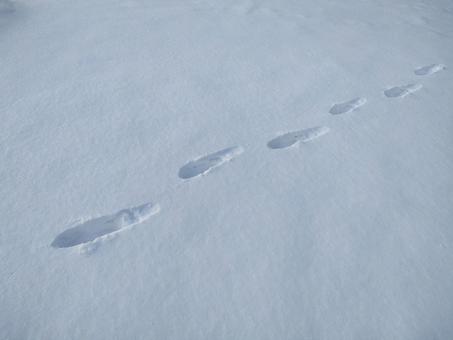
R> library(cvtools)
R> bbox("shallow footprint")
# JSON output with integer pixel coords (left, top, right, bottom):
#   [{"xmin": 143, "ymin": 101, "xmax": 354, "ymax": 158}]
[
  {"xmin": 179, "ymin": 146, "xmax": 243, "ymax": 179},
  {"xmin": 384, "ymin": 83, "xmax": 422, "ymax": 98},
  {"xmin": 414, "ymin": 64, "xmax": 446, "ymax": 76},
  {"xmin": 329, "ymin": 97, "xmax": 367, "ymax": 115},
  {"xmin": 51, "ymin": 202, "xmax": 160, "ymax": 248},
  {"xmin": 267, "ymin": 126, "xmax": 330, "ymax": 149}
]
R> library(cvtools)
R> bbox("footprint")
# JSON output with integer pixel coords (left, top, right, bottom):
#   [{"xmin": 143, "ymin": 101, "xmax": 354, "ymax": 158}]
[
  {"xmin": 178, "ymin": 146, "xmax": 243, "ymax": 179},
  {"xmin": 51, "ymin": 202, "xmax": 160, "ymax": 249},
  {"xmin": 414, "ymin": 64, "xmax": 446, "ymax": 76},
  {"xmin": 329, "ymin": 97, "xmax": 367, "ymax": 115},
  {"xmin": 267, "ymin": 126, "xmax": 330, "ymax": 149},
  {"xmin": 384, "ymin": 83, "xmax": 422, "ymax": 98}
]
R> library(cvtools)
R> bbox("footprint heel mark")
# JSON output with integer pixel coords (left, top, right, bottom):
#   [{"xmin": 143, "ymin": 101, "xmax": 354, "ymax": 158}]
[
  {"xmin": 51, "ymin": 202, "xmax": 160, "ymax": 249},
  {"xmin": 329, "ymin": 97, "xmax": 367, "ymax": 115},
  {"xmin": 267, "ymin": 126, "xmax": 330, "ymax": 149},
  {"xmin": 178, "ymin": 146, "xmax": 244, "ymax": 179},
  {"xmin": 384, "ymin": 83, "xmax": 422, "ymax": 98},
  {"xmin": 414, "ymin": 64, "xmax": 446, "ymax": 76}
]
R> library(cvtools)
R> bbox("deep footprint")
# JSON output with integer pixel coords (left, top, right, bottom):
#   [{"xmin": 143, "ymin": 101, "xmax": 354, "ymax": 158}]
[
  {"xmin": 267, "ymin": 126, "xmax": 330, "ymax": 149},
  {"xmin": 414, "ymin": 64, "xmax": 446, "ymax": 76},
  {"xmin": 329, "ymin": 97, "xmax": 367, "ymax": 115},
  {"xmin": 178, "ymin": 146, "xmax": 243, "ymax": 179},
  {"xmin": 51, "ymin": 202, "xmax": 160, "ymax": 248},
  {"xmin": 384, "ymin": 83, "xmax": 422, "ymax": 98}
]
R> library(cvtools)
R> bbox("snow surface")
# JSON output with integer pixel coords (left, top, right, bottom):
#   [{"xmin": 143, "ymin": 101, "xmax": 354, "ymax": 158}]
[{"xmin": 1, "ymin": 0, "xmax": 453, "ymax": 339}]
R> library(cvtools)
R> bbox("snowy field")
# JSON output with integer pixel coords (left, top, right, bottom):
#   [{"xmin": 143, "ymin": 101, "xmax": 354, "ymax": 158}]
[{"xmin": 1, "ymin": 0, "xmax": 453, "ymax": 339}]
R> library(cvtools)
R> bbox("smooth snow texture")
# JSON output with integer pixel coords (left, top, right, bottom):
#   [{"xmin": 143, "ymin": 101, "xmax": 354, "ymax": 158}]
[
  {"xmin": 178, "ymin": 146, "xmax": 243, "ymax": 179},
  {"xmin": 267, "ymin": 126, "xmax": 330, "ymax": 149},
  {"xmin": 329, "ymin": 97, "xmax": 367, "ymax": 115},
  {"xmin": 384, "ymin": 83, "xmax": 423, "ymax": 98},
  {"xmin": 51, "ymin": 203, "xmax": 160, "ymax": 248}
]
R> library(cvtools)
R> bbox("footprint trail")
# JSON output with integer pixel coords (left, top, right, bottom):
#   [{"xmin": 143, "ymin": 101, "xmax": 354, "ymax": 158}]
[
  {"xmin": 50, "ymin": 61, "xmax": 445, "ymax": 253},
  {"xmin": 51, "ymin": 202, "xmax": 160, "ymax": 249},
  {"xmin": 178, "ymin": 146, "xmax": 243, "ymax": 179},
  {"xmin": 329, "ymin": 97, "xmax": 367, "ymax": 115},
  {"xmin": 414, "ymin": 64, "xmax": 446, "ymax": 76},
  {"xmin": 384, "ymin": 83, "xmax": 422, "ymax": 98},
  {"xmin": 267, "ymin": 126, "xmax": 330, "ymax": 149}
]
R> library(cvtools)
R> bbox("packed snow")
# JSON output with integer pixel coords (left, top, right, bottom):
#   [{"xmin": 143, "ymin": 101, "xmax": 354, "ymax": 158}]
[{"xmin": 1, "ymin": 0, "xmax": 453, "ymax": 339}]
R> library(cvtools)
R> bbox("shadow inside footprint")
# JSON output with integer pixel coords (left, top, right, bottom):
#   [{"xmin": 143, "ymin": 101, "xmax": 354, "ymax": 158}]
[
  {"xmin": 178, "ymin": 146, "xmax": 243, "ymax": 179},
  {"xmin": 329, "ymin": 97, "xmax": 367, "ymax": 115},
  {"xmin": 51, "ymin": 203, "xmax": 160, "ymax": 248},
  {"xmin": 414, "ymin": 64, "xmax": 445, "ymax": 76},
  {"xmin": 267, "ymin": 126, "xmax": 330, "ymax": 149},
  {"xmin": 384, "ymin": 84, "xmax": 422, "ymax": 98}
]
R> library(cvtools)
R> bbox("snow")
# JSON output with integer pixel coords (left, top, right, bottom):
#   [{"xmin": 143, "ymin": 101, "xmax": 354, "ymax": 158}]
[
  {"xmin": 1, "ymin": 0, "xmax": 453, "ymax": 339},
  {"xmin": 0, "ymin": 0, "xmax": 14, "ymax": 13}
]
